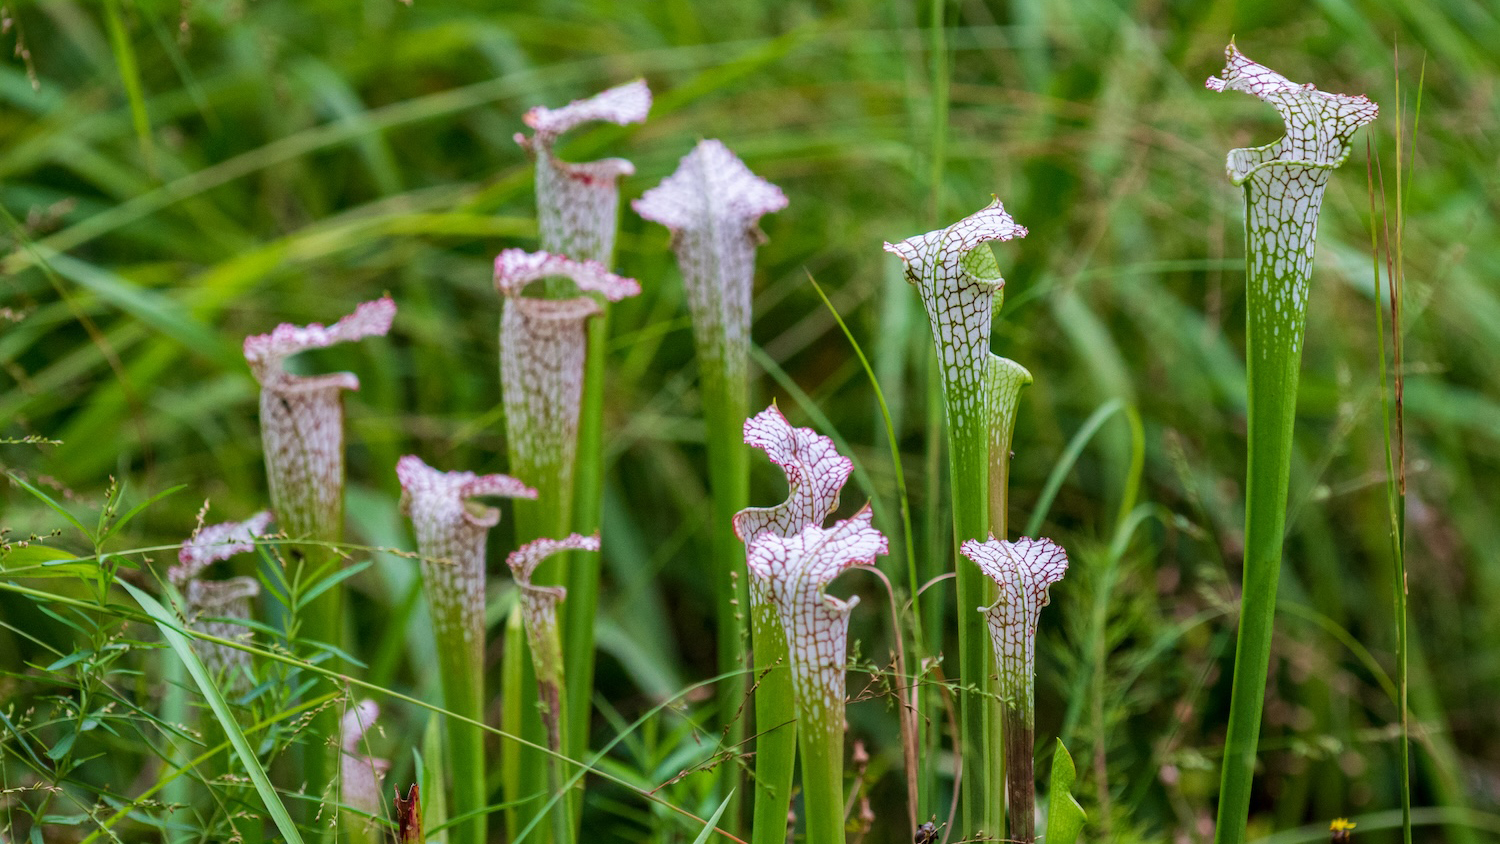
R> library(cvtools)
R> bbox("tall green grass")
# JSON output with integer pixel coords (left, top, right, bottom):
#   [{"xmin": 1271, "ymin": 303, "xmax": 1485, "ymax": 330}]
[{"xmin": 2, "ymin": 2, "xmax": 1497, "ymax": 843}]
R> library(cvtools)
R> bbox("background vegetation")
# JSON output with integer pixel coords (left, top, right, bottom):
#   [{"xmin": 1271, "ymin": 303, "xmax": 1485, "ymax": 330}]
[{"xmin": 2, "ymin": 0, "xmax": 1497, "ymax": 841}]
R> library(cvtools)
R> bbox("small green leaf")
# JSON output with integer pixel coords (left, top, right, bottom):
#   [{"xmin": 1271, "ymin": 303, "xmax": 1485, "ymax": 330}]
[
  {"xmin": 689, "ymin": 790, "xmax": 734, "ymax": 844},
  {"xmin": 99, "ymin": 483, "xmax": 186, "ymax": 543},
  {"xmin": 1046, "ymin": 739, "xmax": 1086, "ymax": 844},
  {"xmin": 1, "ymin": 545, "xmax": 95, "ymax": 578},
  {"xmin": 5, "ymin": 473, "xmax": 92, "ymax": 541},
  {"xmin": 45, "ymin": 650, "xmax": 93, "ymax": 671}
]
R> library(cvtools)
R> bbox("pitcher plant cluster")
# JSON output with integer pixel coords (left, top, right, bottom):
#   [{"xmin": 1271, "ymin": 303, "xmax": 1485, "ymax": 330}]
[{"xmin": 30, "ymin": 41, "xmax": 1385, "ymax": 844}]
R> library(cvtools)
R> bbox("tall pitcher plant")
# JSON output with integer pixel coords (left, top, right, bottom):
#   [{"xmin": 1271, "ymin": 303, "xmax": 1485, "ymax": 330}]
[
  {"xmin": 495, "ymin": 249, "xmax": 640, "ymax": 547},
  {"xmin": 506, "ymin": 533, "xmax": 602, "ymax": 844},
  {"xmin": 634, "ymin": 139, "xmax": 787, "ymax": 816},
  {"xmin": 516, "ymin": 81, "xmax": 650, "ymax": 762},
  {"xmin": 495, "ymin": 249, "xmax": 637, "ymax": 838},
  {"xmin": 244, "ymin": 295, "xmax": 395, "ymax": 815},
  {"xmin": 1205, "ymin": 45, "xmax": 1378, "ymax": 843},
  {"xmin": 746, "ymin": 507, "xmax": 888, "ymax": 844},
  {"xmin": 962, "ymin": 537, "xmax": 1069, "ymax": 843},
  {"xmin": 397, "ymin": 456, "xmax": 535, "ymax": 844},
  {"xmin": 885, "ymin": 200, "xmax": 1027, "ymax": 837},
  {"xmin": 733, "ymin": 404, "xmax": 855, "ymax": 844}
]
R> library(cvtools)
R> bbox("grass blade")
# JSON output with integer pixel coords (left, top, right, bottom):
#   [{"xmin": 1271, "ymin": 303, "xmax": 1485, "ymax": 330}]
[{"xmin": 120, "ymin": 581, "xmax": 305, "ymax": 844}]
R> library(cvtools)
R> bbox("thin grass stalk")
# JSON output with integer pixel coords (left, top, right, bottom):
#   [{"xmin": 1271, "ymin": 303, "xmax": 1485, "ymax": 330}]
[
  {"xmin": 507, "ymin": 533, "xmax": 601, "ymax": 844},
  {"xmin": 884, "ymin": 200, "xmax": 1027, "ymax": 838},
  {"xmin": 397, "ymin": 456, "xmax": 536, "ymax": 844},
  {"xmin": 734, "ymin": 405, "xmax": 857, "ymax": 843},
  {"xmin": 746, "ymin": 509, "xmax": 888, "ymax": 844},
  {"xmin": 1205, "ymin": 46, "xmax": 1378, "ymax": 843},
  {"xmin": 634, "ymin": 140, "xmax": 787, "ymax": 831},
  {"xmin": 962, "ymin": 538, "xmax": 1069, "ymax": 843},
  {"xmin": 516, "ymin": 81, "xmax": 651, "ymax": 779},
  {"xmin": 243, "ymin": 297, "xmax": 395, "ymax": 826}
]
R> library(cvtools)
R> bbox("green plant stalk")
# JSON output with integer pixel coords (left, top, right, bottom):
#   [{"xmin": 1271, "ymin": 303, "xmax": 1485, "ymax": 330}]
[
  {"xmin": 266, "ymin": 450, "xmax": 346, "ymax": 835},
  {"xmin": 1207, "ymin": 47, "xmax": 1377, "ymax": 843},
  {"xmin": 703, "ymin": 361, "xmax": 751, "ymax": 829},
  {"xmin": 748, "ymin": 592, "xmax": 796, "ymax": 844},
  {"xmin": 523, "ymin": 604, "xmax": 575, "ymax": 844},
  {"xmin": 501, "ymin": 604, "xmax": 529, "ymax": 843},
  {"xmin": 799, "ymin": 705, "xmax": 846, "ymax": 844},
  {"xmin": 432, "ymin": 595, "xmax": 486, "ymax": 844},
  {"xmin": 566, "ymin": 308, "xmax": 607, "ymax": 773},
  {"xmin": 160, "ymin": 639, "xmax": 193, "ymax": 844},
  {"xmin": 1216, "ymin": 198, "xmax": 1312, "ymax": 844},
  {"xmin": 988, "ymin": 357, "xmax": 1032, "ymax": 840},
  {"xmin": 947, "ymin": 381, "xmax": 998, "ymax": 837},
  {"xmin": 509, "ymin": 475, "xmax": 566, "ymax": 844}
]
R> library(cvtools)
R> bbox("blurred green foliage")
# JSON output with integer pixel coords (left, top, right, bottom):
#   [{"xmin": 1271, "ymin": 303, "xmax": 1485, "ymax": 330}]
[{"xmin": 1, "ymin": 0, "xmax": 1498, "ymax": 842}]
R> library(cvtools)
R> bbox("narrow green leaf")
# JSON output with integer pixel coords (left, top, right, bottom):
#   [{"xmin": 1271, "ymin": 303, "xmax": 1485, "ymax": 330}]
[
  {"xmin": 5, "ymin": 472, "xmax": 92, "ymax": 540},
  {"xmin": 1, "ymin": 545, "xmax": 94, "ymax": 578},
  {"xmin": 102, "ymin": 0, "xmax": 155, "ymax": 176},
  {"xmin": 44, "ymin": 650, "xmax": 93, "ymax": 671},
  {"xmin": 1046, "ymin": 739, "xmax": 1085, "ymax": 844},
  {"xmin": 99, "ymin": 484, "xmax": 186, "ymax": 543},
  {"xmin": 294, "ymin": 559, "xmax": 373, "ymax": 610},
  {"xmin": 120, "ymin": 581, "xmax": 305, "ymax": 844},
  {"xmin": 689, "ymin": 790, "xmax": 735, "ymax": 844}
]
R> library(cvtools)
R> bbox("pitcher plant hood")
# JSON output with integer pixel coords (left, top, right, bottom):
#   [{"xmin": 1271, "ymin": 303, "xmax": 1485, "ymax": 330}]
[
  {"xmin": 398, "ymin": 455, "xmax": 536, "ymax": 647},
  {"xmin": 633, "ymin": 139, "xmax": 787, "ymax": 385},
  {"xmin": 515, "ymin": 79, "xmax": 651, "ymax": 264},
  {"xmin": 962, "ymin": 536, "xmax": 1069, "ymax": 723},
  {"xmin": 745, "ymin": 509, "xmax": 888, "ymax": 726},
  {"xmin": 244, "ymin": 297, "xmax": 396, "ymax": 539}
]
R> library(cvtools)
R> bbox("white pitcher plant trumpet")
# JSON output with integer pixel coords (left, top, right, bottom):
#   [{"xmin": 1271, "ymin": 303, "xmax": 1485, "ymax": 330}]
[
  {"xmin": 1205, "ymin": 44, "xmax": 1378, "ymax": 844},
  {"xmin": 962, "ymin": 536, "xmax": 1070, "ymax": 843},
  {"xmin": 733, "ymin": 403, "xmax": 854, "ymax": 842},
  {"xmin": 885, "ymin": 198, "xmax": 1029, "ymax": 837},
  {"xmin": 635, "ymin": 142, "xmax": 787, "ymax": 818},
  {"xmin": 746, "ymin": 504, "xmax": 887, "ymax": 844},
  {"xmin": 397, "ymin": 455, "xmax": 536, "ymax": 844}
]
